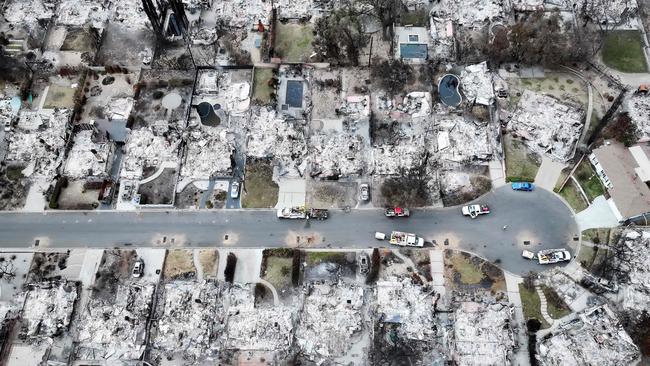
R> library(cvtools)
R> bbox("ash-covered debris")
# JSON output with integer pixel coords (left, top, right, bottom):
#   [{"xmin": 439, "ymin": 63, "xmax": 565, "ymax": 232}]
[
  {"xmin": 20, "ymin": 281, "xmax": 78, "ymax": 338},
  {"xmin": 75, "ymin": 283, "xmax": 155, "ymax": 361},
  {"xmin": 6, "ymin": 109, "xmax": 70, "ymax": 180},
  {"xmin": 63, "ymin": 129, "xmax": 113, "ymax": 180},
  {"xmin": 295, "ymin": 283, "xmax": 365, "ymax": 361},
  {"xmin": 460, "ymin": 62, "xmax": 495, "ymax": 106},
  {"xmin": 55, "ymin": 0, "xmax": 109, "ymax": 27},
  {"xmin": 180, "ymin": 122, "xmax": 233, "ymax": 181},
  {"xmin": 376, "ymin": 92, "xmax": 432, "ymax": 119},
  {"xmin": 309, "ymin": 132, "xmax": 367, "ymax": 178},
  {"xmin": 564, "ymin": 0, "xmax": 637, "ymax": 24},
  {"xmin": 450, "ymin": 301, "xmax": 515, "ymax": 365},
  {"xmin": 537, "ymin": 305, "xmax": 640, "ymax": 366},
  {"xmin": 608, "ymin": 229, "xmax": 650, "ymax": 314},
  {"xmin": 214, "ymin": 0, "xmax": 272, "ymax": 28},
  {"xmin": 375, "ymin": 276, "xmax": 436, "ymax": 341},
  {"xmin": 624, "ymin": 93, "xmax": 650, "ymax": 142},
  {"xmin": 112, "ymin": 0, "xmax": 150, "ymax": 29},
  {"xmin": 2, "ymin": 0, "xmax": 55, "ymax": 29},
  {"xmin": 151, "ymin": 280, "xmax": 225, "ymax": 363},
  {"xmin": 436, "ymin": 115, "xmax": 493, "ymax": 163},
  {"xmin": 225, "ymin": 284, "xmax": 295, "ymax": 353},
  {"xmin": 104, "ymin": 97, "xmax": 135, "ymax": 121},
  {"xmin": 539, "ymin": 269, "xmax": 587, "ymax": 310},
  {"xmin": 247, "ymin": 107, "xmax": 307, "ymax": 177},
  {"xmin": 507, "ymin": 90, "xmax": 584, "ymax": 162},
  {"xmin": 431, "ymin": 0, "xmax": 506, "ymax": 27},
  {"xmin": 121, "ymin": 128, "xmax": 181, "ymax": 180}
]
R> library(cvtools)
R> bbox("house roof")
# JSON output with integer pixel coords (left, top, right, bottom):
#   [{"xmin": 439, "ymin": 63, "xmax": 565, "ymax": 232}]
[{"xmin": 593, "ymin": 141, "xmax": 650, "ymax": 218}]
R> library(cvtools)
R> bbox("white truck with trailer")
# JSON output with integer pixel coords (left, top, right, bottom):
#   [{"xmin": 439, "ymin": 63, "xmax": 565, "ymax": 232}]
[{"xmin": 389, "ymin": 231, "xmax": 424, "ymax": 247}]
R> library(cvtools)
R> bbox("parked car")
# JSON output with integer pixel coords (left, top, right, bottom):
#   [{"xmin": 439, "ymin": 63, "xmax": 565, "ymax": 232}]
[
  {"xmin": 359, "ymin": 183, "xmax": 369, "ymax": 201},
  {"xmin": 358, "ymin": 253, "xmax": 369, "ymax": 274},
  {"xmin": 132, "ymin": 259, "xmax": 144, "ymax": 278},
  {"xmin": 230, "ymin": 181, "xmax": 240, "ymax": 199},
  {"xmin": 511, "ymin": 182, "xmax": 534, "ymax": 191},
  {"xmin": 385, "ymin": 207, "xmax": 410, "ymax": 217},
  {"xmin": 3, "ymin": 120, "xmax": 10, "ymax": 132},
  {"xmin": 461, "ymin": 204, "xmax": 490, "ymax": 218}
]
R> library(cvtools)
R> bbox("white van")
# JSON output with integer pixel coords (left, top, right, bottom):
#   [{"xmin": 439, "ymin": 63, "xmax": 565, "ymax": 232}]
[{"xmin": 375, "ymin": 232, "xmax": 386, "ymax": 240}]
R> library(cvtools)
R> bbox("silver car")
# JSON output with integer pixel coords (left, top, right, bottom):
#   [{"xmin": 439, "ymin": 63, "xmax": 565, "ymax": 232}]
[
  {"xmin": 230, "ymin": 181, "xmax": 240, "ymax": 199},
  {"xmin": 359, "ymin": 183, "xmax": 369, "ymax": 201}
]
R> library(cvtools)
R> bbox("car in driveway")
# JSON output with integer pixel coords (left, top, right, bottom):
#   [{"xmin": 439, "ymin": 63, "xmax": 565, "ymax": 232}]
[
  {"xmin": 230, "ymin": 181, "xmax": 240, "ymax": 199},
  {"xmin": 511, "ymin": 182, "xmax": 534, "ymax": 191},
  {"xmin": 132, "ymin": 259, "xmax": 144, "ymax": 278},
  {"xmin": 359, "ymin": 183, "xmax": 369, "ymax": 201}
]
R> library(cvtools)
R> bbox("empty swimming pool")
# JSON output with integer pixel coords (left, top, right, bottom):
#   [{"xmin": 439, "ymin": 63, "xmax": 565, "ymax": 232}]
[{"xmin": 438, "ymin": 74, "xmax": 462, "ymax": 107}]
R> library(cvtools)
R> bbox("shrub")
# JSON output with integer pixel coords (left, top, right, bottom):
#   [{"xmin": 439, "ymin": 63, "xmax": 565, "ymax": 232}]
[
  {"xmin": 291, "ymin": 249, "xmax": 301, "ymax": 286},
  {"xmin": 366, "ymin": 248, "xmax": 381, "ymax": 284},
  {"xmin": 224, "ymin": 252, "xmax": 237, "ymax": 283}
]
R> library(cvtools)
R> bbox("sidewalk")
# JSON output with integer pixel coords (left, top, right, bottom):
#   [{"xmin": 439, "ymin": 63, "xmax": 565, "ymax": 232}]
[{"xmin": 504, "ymin": 272, "xmax": 531, "ymax": 366}]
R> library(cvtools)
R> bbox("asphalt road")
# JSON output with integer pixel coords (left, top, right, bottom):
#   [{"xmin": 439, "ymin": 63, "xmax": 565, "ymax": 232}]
[{"xmin": 0, "ymin": 186, "xmax": 578, "ymax": 275}]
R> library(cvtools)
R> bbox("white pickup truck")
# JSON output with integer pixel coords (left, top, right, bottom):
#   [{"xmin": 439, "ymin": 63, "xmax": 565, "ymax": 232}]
[
  {"xmin": 462, "ymin": 204, "xmax": 490, "ymax": 218},
  {"xmin": 537, "ymin": 249, "xmax": 571, "ymax": 264},
  {"xmin": 277, "ymin": 207, "xmax": 307, "ymax": 219},
  {"xmin": 389, "ymin": 231, "xmax": 424, "ymax": 247}
]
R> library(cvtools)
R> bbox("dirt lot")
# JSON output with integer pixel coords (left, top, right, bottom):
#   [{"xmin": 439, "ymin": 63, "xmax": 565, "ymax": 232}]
[
  {"xmin": 92, "ymin": 249, "xmax": 138, "ymax": 302},
  {"xmin": 503, "ymin": 134, "xmax": 541, "ymax": 182},
  {"xmin": 57, "ymin": 180, "xmax": 100, "ymax": 210},
  {"xmin": 137, "ymin": 168, "xmax": 177, "ymax": 205},
  {"xmin": 163, "ymin": 249, "xmax": 197, "ymax": 280},
  {"xmin": 252, "ymin": 67, "xmax": 276, "ymax": 104},
  {"xmin": 274, "ymin": 22, "xmax": 314, "ymax": 63},
  {"xmin": 175, "ymin": 183, "xmax": 203, "ymax": 209},
  {"xmin": 307, "ymin": 180, "xmax": 358, "ymax": 209}
]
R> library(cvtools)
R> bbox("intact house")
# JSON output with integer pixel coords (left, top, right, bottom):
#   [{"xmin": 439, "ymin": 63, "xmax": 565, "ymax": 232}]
[{"xmin": 589, "ymin": 140, "xmax": 650, "ymax": 222}]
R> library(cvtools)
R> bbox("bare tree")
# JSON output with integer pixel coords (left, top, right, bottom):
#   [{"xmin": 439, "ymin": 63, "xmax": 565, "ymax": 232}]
[{"xmin": 0, "ymin": 260, "xmax": 16, "ymax": 282}]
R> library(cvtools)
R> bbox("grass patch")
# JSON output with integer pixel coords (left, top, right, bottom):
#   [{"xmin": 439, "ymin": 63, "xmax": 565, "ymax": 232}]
[
  {"xmin": 5, "ymin": 166, "xmax": 24, "ymax": 181},
  {"xmin": 43, "ymin": 85, "xmax": 76, "ymax": 109},
  {"xmin": 518, "ymin": 283, "xmax": 550, "ymax": 329},
  {"xmin": 581, "ymin": 228, "xmax": 611, "ymax": 245},
  {"xmin": 504, "ymin": 134, "xmax": 540, "ymax": 182},
  {"xmin": 400, "ymin": 9, "xmax": 429, "ymax": 27},
  {"xmin": 559, "ymin": 180, "xmax": 588, "ymax": 212},
  {"xmin": 198, "ymin": 249, "xmax": 218, "ymax": 277},
  {"xmin": 163, "ymin": 249, "xmax": 196, "ymax": 280},
  {"xmin": 263, "ymin": 256, "xmax": 293, "ymax": 289},
  {"xmin": 274, "ymin": 23, "xmax": 314, "ymax": 62},
  {"xmin": 542, "ymin": 285, "xmax": 571, "ymax": 319},
  {"xmin": 576, "ymin": 244, "xmax": 609, "ymax": 275},
  {"xmin": 448, "ymin": 253, "xmax": 483, "ymax": 284},
  {"xmin": 242, "ymin": 160, "xmax": 279, "ymax": 208},
  {"xmin": 306, "ymin": 251, "xmax": 347, "ymax": 265},
  {"xmin": 602, "ymin": 30, "xmax": 647, "ymax": 73},
  {"xmin": 253, "ymin": 68, "xmax": 275, "ymax": 103},
  {"xmin": 553, "ymin": 167, "xmax": 571, "ymax": 192},
  {"xmin": 574, "ymin": 160, "xmax": 605, "ymax": 201}
]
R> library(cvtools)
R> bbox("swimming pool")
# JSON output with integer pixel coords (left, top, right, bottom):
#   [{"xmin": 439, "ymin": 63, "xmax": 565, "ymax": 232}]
[{"xmin": 438, "ymin": 74, "xmax": 462, "ymax": 107}]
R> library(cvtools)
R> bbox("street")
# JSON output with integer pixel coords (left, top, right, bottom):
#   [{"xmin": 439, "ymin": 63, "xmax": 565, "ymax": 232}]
[{"xmin": 0, "ymin": 186, "xmax": 578, "ymax": 275}]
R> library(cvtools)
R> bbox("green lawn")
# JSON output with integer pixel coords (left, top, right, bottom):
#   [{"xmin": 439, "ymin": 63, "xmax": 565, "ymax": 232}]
[
  {"xmin": 274, "ymin": 23, "xmax": 314, "ymax": 62},
  {"xmin": 252, "ymin": 68, "xmax": 275, "ymax": 104},
  {"xmin": 262, "ymin": 256, "xmax": 293, "ymax": 289},
  {"xmin": 581, "ymin": 228, "xmax": 611, "ymax": 245},
  {"xmin": 503, "ymin": 135, "xmax": 540, "ymax": 182},
  {"xmin": 574, "ymin": 160, "xmax": 605, "ymax": 201},
  {"xmin": 602, "ymin": 30, "xmax": 648, "ymax": 73},
  {"xmin": 242, "ymin": 160, "xmax": 279, "ymax": 208},
  {"xmin": 576, "ymin": 244, "xmax": 609, "ymax": 275},
  {"xmin": 559, "ymin": 180, "xmax": 588, "ymax": 212},
  {"xmin": 448, "ymin": 253, "xmax": 483, "ymax": 285},
  {"xmin": 306, "ymin": 251, "xmax": 348, "ymax": 265},
  {"xmin": 518, "ymin": 284, "xmax": 550, "ymax": 329},
  {"xmin": 542, "ymin": 286, "xmax": 571, "ymax": 319}
]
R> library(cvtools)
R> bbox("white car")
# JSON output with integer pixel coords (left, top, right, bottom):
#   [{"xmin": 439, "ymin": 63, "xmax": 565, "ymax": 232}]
[
  {"xmin": 3, "ymin": 120, "xmax": 10, "ymax": 132},
  {"xmin": 359, "ymin": 183, "xmax": 369, "ymax": 201},
  {"xmin": 132, "ymin": 259, "xmax": 144, "ymax": 278},
  {"xmin": 537, "ymin": 249, "xmax": 571, "ymax": 265},
  {"xmin": 230, "ymin": 181, "xmax": 240, "ymax": 199}
]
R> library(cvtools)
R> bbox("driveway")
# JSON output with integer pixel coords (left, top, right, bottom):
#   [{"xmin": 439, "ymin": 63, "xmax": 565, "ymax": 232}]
[{"xmin": 0, "ymin": 186, "xmax": 578, "ymax": 275}]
